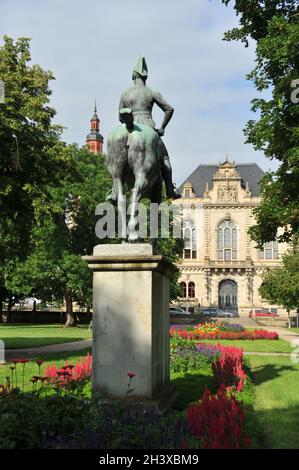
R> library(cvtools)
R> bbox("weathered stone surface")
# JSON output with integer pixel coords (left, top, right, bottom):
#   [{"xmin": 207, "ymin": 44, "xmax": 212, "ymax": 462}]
[
  {"xmin": 93, "ymin": 243, "xmax": 153, "ymax": 256},
  {"xmin": 83, "ymin": 243, "xmax": 177, "ymax": 406}
]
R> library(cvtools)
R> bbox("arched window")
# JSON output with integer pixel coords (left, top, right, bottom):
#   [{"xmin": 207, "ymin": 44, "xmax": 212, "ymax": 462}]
[
  {"xmin": 183, "ymin": 224, "xmax": 197, "ymax": 259},
  {"xmin": 259, "ymin": 240, "xmax": 279, "ymax": 259},
  {"xmin": 217, "ymin": 220, "xmax": 237, "ymax": 261},
  {"xmin": 180, "ymin": 282, "xmax": 187, "ymax": 298},
  {"xmin": 188, "ymin": 282, "xmax": 195, "ymax": 298}
]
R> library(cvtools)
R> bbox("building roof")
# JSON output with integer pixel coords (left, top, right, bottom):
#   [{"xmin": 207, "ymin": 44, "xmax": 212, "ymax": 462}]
[
  {"xmin": 179, "ymin": 163, "xmax": 265, "ymax": 197},
  {"xmin": 86, "ymin": 130, "xmax": 104, "ymax": 143}
]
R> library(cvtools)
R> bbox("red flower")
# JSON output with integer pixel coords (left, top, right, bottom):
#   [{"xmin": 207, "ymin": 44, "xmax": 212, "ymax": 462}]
[
  {"xmin": 18, "ymin": 359, "xmax": 29, "ymax": 364},
  {"xmin": 36, "ymin": 359, "xmax": 44, "ymax": 366},
  {"xmin": 127, "ymin": 372, "xmax": 135, "ymax": 378},
  {"xmin": 245, "ymin": 435, "xmax": 251, "ymax": 448}
]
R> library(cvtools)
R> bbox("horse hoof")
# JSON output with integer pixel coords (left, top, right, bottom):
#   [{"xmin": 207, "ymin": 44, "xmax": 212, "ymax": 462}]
[{"xmin": 128, "ymin": 232, "xmax": 139, "ymax": 243}]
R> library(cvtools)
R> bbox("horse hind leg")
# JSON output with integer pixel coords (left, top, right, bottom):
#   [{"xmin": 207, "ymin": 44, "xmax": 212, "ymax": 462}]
[
  {"xmin": 128, "ymin": 172, "xmax": 148, "ymax": 242},
  {"xmin": 110, "ymin": 177, "xmax": 126, "ymax": 239}
]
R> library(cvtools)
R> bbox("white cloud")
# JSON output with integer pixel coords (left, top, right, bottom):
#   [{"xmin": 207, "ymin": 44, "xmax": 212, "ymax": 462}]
[{"xmin": 1, "ymin": 0, "xmax": 279, "ymax": 185}]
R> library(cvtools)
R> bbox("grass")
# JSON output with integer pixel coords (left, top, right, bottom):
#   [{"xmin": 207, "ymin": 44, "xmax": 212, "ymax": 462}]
[
  {"xmin": 287, "ymin": 327, "xmax": 299, "ymax": 334},
  {"xmin": 182, "ymin": 338, "xmax": 293, "ymax": 353},
  {"xmin": 0, "ymin": 324, "xmax": 92, "ymax": 349},
  {"xmin": 248, "ymin": 355, "xmax": 299, "ymax": 449},
  {"xmin": 171, "ymin": 366, "xmax": 215, "ymax": 411},
  {"xmin": 0, "ymin": 348, "xmax": 92, "ymax": 392}
]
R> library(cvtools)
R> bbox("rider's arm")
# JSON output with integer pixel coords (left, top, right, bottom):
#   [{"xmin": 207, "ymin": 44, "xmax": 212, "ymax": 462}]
[{"xmin": 153, "ymin": 91, "xmax": 174, "ymax": 133}]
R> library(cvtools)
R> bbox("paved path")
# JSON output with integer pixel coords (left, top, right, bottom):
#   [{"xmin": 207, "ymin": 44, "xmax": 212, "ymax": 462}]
[{"xmin": 4, "ymin": 339, "xmax": 92, "ymax": 361}]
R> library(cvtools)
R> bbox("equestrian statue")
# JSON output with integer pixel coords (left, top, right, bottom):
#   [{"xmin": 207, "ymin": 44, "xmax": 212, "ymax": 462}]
[{"xmin": 106, "ymin": 55, "xmax": 180, "ymax": 241}]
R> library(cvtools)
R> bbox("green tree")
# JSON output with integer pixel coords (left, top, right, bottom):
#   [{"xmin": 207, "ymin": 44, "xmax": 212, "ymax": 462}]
[
  {"xmin": 7, "ymin": 145, "xmax": 112, "ymax": 326},
  {"xmin": 259, "ymin": 250, "xmax": 299, "ymax": 313},
  {"xmin": 221, "ymin": 1, "xmax": 299, "ymax": 245},
  {"xmin": 0, "ymin": 36, "xmax": 70, "ymax": 318}
]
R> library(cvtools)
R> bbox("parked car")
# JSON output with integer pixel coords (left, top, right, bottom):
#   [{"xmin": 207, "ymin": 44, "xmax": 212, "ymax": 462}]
[
  {"xmin": 200, "ymin": 308, "xmax": 236, "ymax": 319},
  {"xmin": 169, "ymin": 307, "xmax": 192, "ymax": 316},
  {"xmin": 249, "ymin": 308, "xmax": 278, "ymax": 318}
]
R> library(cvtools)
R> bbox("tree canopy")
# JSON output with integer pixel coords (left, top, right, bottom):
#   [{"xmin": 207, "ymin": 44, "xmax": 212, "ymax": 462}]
[
  {"xmin": 222, "ymin": 1, "xmax": 299, "ymax": 245},
  {"xmin": 259, "ymin": 250, "xmax": 299, "ymax": 311},
  {"xmin": 0, "ymin": 36, "xmax": 70, "ymax": 261}
]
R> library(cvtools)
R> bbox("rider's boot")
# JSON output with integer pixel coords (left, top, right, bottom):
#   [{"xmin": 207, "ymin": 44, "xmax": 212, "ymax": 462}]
[{"xmin": 162, "ymin": 156, "xmax": 181, "ymax": 199}]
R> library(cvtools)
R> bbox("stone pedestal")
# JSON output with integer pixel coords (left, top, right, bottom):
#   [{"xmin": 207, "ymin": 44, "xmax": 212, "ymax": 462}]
[{"xmin": 83, "ymin": 244, "xmax": 178, "ymax": 412}]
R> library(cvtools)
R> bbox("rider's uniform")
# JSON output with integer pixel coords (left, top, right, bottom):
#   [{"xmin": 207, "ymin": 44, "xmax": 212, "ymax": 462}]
[{"xmin": 119, "ymin": 86, "xmax": 173, "ymax": 159}]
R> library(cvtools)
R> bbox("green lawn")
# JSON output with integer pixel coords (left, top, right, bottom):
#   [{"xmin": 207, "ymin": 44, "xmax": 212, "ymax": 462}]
[
  {"xmin": 171, "ymin": 366, "xmax": 215, "ymax": 411},
  {"xmin": 189, "ymin": 338, "xmax": 293, "ymax": 353},
  {"xmin": 288, "ymin": 328, "xmax": 299, "ymax": 334},
  {"xmin": 248, "ymin": 355, "xmax": 299, "ymax": 449},
  {"xmin": 0, "ymin": 348, "xmax": 92, "ymax": 391},
  {"xmin": 0, "ymin": 324, "xmax": 92, "ymax": 349}
]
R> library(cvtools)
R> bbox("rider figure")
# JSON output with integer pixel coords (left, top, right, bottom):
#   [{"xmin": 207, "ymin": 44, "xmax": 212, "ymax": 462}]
[{"xmin": 117, "ymin": 55, "xmax": 181, "ymax": 200}]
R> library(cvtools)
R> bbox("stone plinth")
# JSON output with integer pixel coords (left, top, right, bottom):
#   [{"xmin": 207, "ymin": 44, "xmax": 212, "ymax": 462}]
[{"xmin": 83, "ymin": 244, "xmax": 178, "ymax": 411}]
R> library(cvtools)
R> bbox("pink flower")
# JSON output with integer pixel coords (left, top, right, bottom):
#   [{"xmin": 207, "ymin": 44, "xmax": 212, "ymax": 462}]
[{"xmin": 127, "ymin": 372, "xmax": 135, "ymax": 378}]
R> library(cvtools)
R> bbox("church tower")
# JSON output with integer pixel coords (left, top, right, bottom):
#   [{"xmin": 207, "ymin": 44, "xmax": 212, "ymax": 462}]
[{"xmin": 86, "ymin": 102, "xmax": 104, "ymax": 154}]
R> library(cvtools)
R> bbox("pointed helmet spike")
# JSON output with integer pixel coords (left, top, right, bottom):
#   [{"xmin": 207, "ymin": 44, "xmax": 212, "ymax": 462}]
[
  {"xmin": 132, "ymin": 55, "xmax": 148, "ymax": 80},
  {"xmin": 94, "ymin": 100, "xmax": 97, "ymax": 114}
]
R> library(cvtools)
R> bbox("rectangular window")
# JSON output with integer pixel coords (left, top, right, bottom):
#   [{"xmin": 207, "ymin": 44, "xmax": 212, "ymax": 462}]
[
  {"xmin": 218, "ymin": 233, "xmax": 223, "ymax": 250},
  {"xmin": 184, "ymin": 190, "xmax": 190, "ymax": 198},
  {"xmin": 184, "ymin": 249, "xmax": 191, "ymax": 259},
  {"xmin": 224, "ymin": 249, "xmax": 231, "ymax": 261},
  {"xmin": 232, "ymin": 250, "xmax": 237, "ymax": 260},
  {"xmin": 192, "ymin": 250, "xmax": 197, "ymax": 259},
  {"xmin": 224, "ymin": 229, "xmax": 230, "ymax": 248}
]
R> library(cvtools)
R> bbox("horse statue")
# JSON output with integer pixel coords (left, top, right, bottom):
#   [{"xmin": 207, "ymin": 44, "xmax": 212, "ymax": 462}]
[
  {"xmin": 105, "ymin": 56, "xmax": 180, "ymax": 242},
  {"xmin": 106, "ymin": 108, "xmax": 163, "ymax": 242}
]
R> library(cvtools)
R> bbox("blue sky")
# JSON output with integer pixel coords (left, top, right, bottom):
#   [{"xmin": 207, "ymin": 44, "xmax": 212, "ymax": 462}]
[{"xmin": 1, "ymin": 0, "xmax": 278, "ymax": 185}]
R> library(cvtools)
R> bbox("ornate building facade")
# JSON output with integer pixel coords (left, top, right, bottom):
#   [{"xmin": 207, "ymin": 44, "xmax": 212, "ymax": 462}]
[{"xmin": 174, "ymin": 158, "xmax": 288, "ymax": 317}]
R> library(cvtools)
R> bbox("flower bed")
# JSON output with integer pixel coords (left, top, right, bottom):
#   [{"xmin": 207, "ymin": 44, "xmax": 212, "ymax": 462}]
[
  {"xmin": 0, "ymin": 342, "xmax": 256, "ymax": 449},
  {"xmin": 187, "ymin": 385, "xmax": 250, "ymax": 449},
  {"xmin": 170, "ymin": 323, "xmax": 279, "ymax": 341},
  {"xmin": 212, "ymin": 344, "xmax": 246, "ymax": 391},
  {"xmin": 45, "ymin": 353, "xmax": 92, "ymax": 387}
]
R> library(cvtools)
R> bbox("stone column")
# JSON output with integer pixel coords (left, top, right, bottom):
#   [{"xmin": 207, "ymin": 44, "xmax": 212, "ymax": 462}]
[{"xmin": 83, "ymin": 243, "xmax": 178, "ymax": 412}]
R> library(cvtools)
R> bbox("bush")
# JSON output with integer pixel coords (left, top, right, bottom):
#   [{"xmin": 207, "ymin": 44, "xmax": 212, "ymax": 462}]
[
  {"xmin": 0, "ymin": 393, "xmax": 189, "ymax": 449},
  {"xmin": 212, "ymin": 344, "xmax": 246, "ymax": 391},
  {"xmin": 186, "ymin": 385, "xmax": 250, "ymax": 449}
]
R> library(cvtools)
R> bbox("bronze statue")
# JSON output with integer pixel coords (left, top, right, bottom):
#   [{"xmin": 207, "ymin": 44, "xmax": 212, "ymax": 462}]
[{"xmin": 106, "ymin": 56, "xmax": 180, "ymax": 241}]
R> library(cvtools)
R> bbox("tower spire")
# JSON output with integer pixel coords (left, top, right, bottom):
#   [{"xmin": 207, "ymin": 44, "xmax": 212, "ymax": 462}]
[{"xmin": 86, "ymin": 101, "xmax": 104, "ymax": 154}]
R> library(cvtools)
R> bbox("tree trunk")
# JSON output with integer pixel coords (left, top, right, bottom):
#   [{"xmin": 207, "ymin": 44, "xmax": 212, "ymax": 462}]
[
  {"xmin": 64, "ymin": 289, "xmax": 77, "ymax": 327},
  {"xmin": 6, "ymin": 294, "xmax": 14, "ymax": 323}
]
